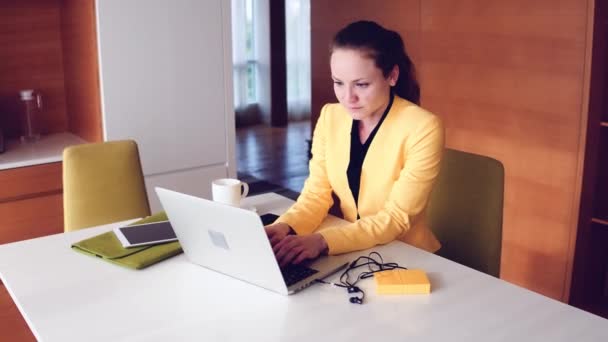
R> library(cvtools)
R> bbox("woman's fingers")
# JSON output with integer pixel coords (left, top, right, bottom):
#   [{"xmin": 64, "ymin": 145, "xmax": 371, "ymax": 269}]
[
  {"xmin": 265, "ymin": 225, "xmax": 289, "ymax": 246},
  {"xmin": 273, "ymin": 235, "xmax": 324, "ymax": 266},
  {"xmin": 273, "ymin": 236, "xmax": 291, "ymax": 259},
  {"xmin": 292, "ymin": 249, "xmax": 312, "ymax": 265},
  {"xmin": 269, "ymin": 232, "xmax": 283, "ymax": 246},
  {"xmin": 274, "ymin": 236, "xmax": 303, "ymax": 265},
  {"xmin": 269, "ymin": 236, "xmax": 280, "ymax": 246},
  {"xmin": 272, "ymin": 236, "xmax": 285, "ymax": 254},
  {"xmin": 273, "ymin": 234, "xmax": 296, "ymax": 253},
  {"xmin": 278, "ymin": 246, "xmax": 303, "ymax": 267}
]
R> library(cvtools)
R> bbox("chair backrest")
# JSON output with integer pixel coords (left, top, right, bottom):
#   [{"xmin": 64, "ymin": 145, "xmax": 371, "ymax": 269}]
[
  {"xmin": 63, "ymin": 140, "xmax": 151, "ymax": 232},
  {"xmin": 427, "ymin": 148, "xmax": 505, "ymax": 277}
]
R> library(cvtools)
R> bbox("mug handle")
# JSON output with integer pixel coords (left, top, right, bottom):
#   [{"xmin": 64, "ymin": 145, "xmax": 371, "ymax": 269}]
[{"xmin": 241, "ymin": 182, "xmax": 249, "ymax": 198}]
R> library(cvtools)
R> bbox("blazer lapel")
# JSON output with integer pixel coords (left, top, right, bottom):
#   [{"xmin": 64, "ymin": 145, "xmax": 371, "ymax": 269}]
[
  {"xmin": 332, "ymin": 109, "xmax": 358, "ymax": 220},
  {"xmin": 360, "ymin": 102, "xmax": 398, "ymax": 200}
]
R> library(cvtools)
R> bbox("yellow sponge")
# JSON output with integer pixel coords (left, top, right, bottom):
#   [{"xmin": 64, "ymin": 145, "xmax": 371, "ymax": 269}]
[{"xmin": 374, "ymin": 269, "xmax": 431, "ymax": 295}]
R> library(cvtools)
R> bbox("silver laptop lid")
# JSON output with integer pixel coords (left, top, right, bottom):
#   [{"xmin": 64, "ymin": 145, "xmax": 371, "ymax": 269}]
[{"xmin": 155, "ymin": 187, "xmax": 289, "ymax": 295}]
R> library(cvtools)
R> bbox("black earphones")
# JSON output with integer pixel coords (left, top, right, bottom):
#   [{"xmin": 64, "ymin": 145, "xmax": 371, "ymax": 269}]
[
  {"xmin": 348, "ymin": 286, "xmax": 361, "ymax": 293},
  {"xmin": 348, "ymin": 286, "xmax": 364, "ymax": 304},
  {"xmin": 315, "ymin": 252, "xmax": 407, "ymax": 305},
  {"xmin": 349, "ymin": 297, "xmax": 363, "ymax": 304}
]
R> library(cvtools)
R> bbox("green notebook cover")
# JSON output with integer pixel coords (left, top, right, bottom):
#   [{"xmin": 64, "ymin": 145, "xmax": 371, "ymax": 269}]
[{"xmin": 71, "ymin": 212, "xmax": 183, "ymax": 270}]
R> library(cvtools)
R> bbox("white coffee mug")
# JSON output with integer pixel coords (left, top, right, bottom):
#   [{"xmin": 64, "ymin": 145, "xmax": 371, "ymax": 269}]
[{"xmin": 212, "ymin": 178, "xmax": 249, "ymax": 207}]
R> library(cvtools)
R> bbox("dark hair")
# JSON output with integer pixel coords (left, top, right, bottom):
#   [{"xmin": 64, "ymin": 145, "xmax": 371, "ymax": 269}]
[{"xmin": 332, "ymin": 21, "xmax": 420, "ymax": 105}]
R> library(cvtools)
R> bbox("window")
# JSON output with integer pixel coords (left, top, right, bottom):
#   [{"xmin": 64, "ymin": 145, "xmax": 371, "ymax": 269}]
[
  {"xmin": 232, "ymin": 0, "xmax": 257, "ymax": 108},
  {"xmin": 285, "ymin": 0, "xmax": 311, "ymax": 120}
]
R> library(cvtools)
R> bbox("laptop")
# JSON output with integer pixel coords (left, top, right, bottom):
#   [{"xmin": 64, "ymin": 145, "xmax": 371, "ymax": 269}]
[{"xmin": 155, "ymin": 187, "xmax": 348, "ymax": 295}]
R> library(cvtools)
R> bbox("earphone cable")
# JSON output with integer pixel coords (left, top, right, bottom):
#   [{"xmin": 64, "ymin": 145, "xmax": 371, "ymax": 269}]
[{"xmin": 315, "ymin": 252, "xmax": 407, "ymax": 304}]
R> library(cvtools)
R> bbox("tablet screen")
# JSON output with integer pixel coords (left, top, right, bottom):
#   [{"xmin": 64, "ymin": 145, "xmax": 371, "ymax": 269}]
[{"xmin": 118, "ymin": 221, "xmax": 177, "ymax": 245}]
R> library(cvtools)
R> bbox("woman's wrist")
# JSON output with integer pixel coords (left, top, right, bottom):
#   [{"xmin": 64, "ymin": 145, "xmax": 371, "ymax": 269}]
[
  {"xmin": 314, "ymin": 233, "xmax": 329, "ymax": 254},
  {"xmin": 279, "ymin": 222, "xmax": 295, "ymax": 236},
  {"xmin": 279, "ymin": 222, "xmax": 294, "ymax": 236}
]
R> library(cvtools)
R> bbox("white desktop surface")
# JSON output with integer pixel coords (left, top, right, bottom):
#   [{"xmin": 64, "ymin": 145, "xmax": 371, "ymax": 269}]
[{"xmin": 0, "ymin": 193, "xmax": 607, "ymax": 341}]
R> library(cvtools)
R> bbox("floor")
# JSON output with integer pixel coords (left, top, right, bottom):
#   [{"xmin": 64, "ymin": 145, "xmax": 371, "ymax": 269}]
[{"xmin": 236, "ymin": 120, "xmax": 310, "ymax": 193}]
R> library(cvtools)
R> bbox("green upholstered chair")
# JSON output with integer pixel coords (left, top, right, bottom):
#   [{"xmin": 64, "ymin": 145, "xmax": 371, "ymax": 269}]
[
  {"xmin": 427, "ymin": 148, "xmax": 505, "ymax": 277},
  {"xmin": 63, "ymin": 140, "xmax": 151, "ymax": 232}
]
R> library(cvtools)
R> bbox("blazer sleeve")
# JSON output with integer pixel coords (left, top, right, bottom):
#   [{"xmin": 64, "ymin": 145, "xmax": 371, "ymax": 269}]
[
  {"xmin": 318, "ymin": 115, "xmax": 444, "ymax": 255},
  {"xmin": 275, "ymin": 105, "xmax": 334, "ymax": 235}
]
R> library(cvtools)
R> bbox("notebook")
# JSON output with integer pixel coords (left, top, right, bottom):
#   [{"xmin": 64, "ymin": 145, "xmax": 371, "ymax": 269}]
[{"xmin": 155, "ymin": 187, "xmax": 348, "ymax": 295}]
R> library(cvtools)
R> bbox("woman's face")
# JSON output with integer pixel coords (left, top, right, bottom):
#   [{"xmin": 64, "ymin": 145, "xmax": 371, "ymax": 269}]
[{"xmin": 330, "ymin": 48, "xmax": 397, "ymax": 123}]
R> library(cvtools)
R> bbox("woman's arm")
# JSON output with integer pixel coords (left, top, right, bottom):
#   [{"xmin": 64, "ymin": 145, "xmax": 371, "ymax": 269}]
[
  {"xmin": 273, "ymin": 105, "xmax": 336, "ymax": 235},
  {"xmin": 318, "ymin": 115, "xmax": 444, "ymax": 254}
]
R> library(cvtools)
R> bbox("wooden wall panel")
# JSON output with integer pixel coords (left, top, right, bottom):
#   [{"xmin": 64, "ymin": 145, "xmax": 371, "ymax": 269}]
[
  {"xmin": 0, "ymin": 162, "xmax": 63, "ymax": 244},
  {"xmin": 418, "ymin": 0, "xmax": 588, "ymax": 300},
  {"xmin": 0, "ymin": 0, "xmax": 68, "ymax": 139},
  {"xmin": 311, "ymin": 0, "xmax": 591, "ymax": 300},
  {"xmin": 60, "ymin": 0, "xmax": 103, "ymax": 142},
  {"xmin": 310, "ymin": 0, "xmax": 421, "ymax": 128}
]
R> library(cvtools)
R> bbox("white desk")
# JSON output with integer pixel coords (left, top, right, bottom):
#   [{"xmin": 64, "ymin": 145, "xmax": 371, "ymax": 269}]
[{"xmin": 1, "ymin": 193, "xmax": 607, "ymax": 341}]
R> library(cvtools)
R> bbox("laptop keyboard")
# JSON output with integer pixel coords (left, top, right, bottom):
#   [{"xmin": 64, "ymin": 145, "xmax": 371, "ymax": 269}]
[{"xmin": 281, "ymin": 264, "xmax": 319, "ymax": 287}]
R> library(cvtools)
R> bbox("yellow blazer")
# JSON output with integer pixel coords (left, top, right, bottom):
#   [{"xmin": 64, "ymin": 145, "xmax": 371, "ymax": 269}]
[{"xmin": 276, "ymin": 96, "xmax": 444, "ymax": 254}]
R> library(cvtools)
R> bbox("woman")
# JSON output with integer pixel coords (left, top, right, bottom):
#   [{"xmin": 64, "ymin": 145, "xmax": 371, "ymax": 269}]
[{"xmin": 266, "ymin": 20, "xmax": 444, "ymax": 267}]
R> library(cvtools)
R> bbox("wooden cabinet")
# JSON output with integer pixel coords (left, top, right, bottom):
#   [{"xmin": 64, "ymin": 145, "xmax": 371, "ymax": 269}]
[
  {"xmin": 0, "ymin": 0, "xmax": 102, "ymax": 244},
  {"xmin": 0, "ymin": 284, "xmax": 36, "ymax": 341},
  {"xmin": 0, "ymin": 163, "xmax": 63, "ymax": 244},
  {"xmin": 0, "ymin": 0, "xmax": 102, "ymax": 143}
]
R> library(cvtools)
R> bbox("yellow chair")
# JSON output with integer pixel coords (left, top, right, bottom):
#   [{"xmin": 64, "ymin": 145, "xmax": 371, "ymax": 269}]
[
  {"xmin": 427, "ymin": 148, "xmax": 505, "ymax": 277},
  {"xmin": 63, "ymin": 140, "xmax": 151, "ymax": 232}
]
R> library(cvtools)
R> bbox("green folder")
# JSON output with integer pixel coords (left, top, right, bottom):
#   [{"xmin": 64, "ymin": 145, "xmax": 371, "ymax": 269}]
[{"xmin": 71, "ymin": 212, "xmax": 183, "ymax": 270}]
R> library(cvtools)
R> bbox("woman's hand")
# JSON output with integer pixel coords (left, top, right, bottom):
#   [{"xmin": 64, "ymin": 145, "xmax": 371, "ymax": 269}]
[
  {"xmin": 273, "ymin": 233, "xmax": 328, "ymax": 267},
  {"xmin": 264, "ymin": 223, "xmax": 292, "ymax": 246}
]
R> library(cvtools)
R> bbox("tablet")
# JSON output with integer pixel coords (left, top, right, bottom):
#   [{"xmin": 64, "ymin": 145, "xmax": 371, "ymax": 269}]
[{"xmin": 113, "ymin": 220, "xmax": 177, "ymax": 248}]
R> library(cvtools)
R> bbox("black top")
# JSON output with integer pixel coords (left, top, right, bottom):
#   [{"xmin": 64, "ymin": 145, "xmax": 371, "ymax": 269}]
[{"xmin": 347, "ymin": 94, "xmax": 394, "ymax": 216}]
